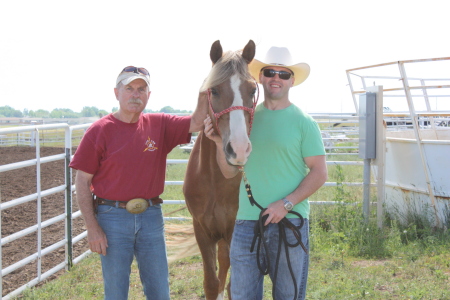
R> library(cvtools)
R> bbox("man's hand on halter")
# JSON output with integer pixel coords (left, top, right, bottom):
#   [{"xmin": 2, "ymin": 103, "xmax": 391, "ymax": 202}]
[
  {"xmin": 204, "ymin": 115, "xmax": 240, "ymax": 179},
  {"xmin": 204, "ymin": 115, "xmax": 222, "ymax": 145}
]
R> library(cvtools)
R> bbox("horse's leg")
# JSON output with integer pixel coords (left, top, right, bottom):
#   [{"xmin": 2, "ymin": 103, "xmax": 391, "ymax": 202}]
[
  {"xmin": 217, "ymin": 238, "xmax": 231, "ymax": 300},
  {"xmin": 193, "ymin": 221, "xmax": 220, "ymax": 300}
]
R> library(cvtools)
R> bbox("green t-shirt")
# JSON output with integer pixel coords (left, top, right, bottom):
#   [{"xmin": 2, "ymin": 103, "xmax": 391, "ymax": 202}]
[{"xmin": 237, "ymin": 103, "xmax": 325, "ymax": 220}]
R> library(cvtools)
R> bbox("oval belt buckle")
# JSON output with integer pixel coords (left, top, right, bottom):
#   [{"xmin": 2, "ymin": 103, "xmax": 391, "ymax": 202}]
[{"xmin": 126, "ymin": 198, "xmax": 149, "ymax": 214}]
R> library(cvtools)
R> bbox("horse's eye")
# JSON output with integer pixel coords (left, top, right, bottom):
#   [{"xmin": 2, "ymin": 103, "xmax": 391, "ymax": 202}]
[
  {"xmin": 250, "ymin": 88, "xmax": 256, "ymax": 97},
  {"xmin": 211, "ymin": 88, "xmax": 219, "ymax": 96}
]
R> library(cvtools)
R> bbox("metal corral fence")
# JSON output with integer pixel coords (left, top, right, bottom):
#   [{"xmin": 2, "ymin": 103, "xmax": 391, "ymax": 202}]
[
  {"xmin": 346, "ymin": 57, "xmax": 450, "ymax": 227},
  {"xmin": 0, "ymin": 116, "xmax": 365, "ymax": 299},
  {"xmin": 0, "ymin": 123, "xmax": 88, "ymax": 299},
  {"xmin": 0, "ymin": 127, "xmax": 85, "ymax": 147}
]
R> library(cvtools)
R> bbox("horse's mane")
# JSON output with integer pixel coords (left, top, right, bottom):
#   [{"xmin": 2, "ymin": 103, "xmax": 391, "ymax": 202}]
[{"xmin": 200, "ymin": 50, "xmax": 254, "ymax": 92}]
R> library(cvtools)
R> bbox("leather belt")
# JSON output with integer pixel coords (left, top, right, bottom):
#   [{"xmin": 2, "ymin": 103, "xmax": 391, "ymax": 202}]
[{"xmin": 95, "ymin": 196, "xmax": 163, "ymax": 214}]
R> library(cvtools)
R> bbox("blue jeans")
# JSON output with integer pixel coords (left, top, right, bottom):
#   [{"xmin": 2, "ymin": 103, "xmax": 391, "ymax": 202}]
[
  {"xmin": 230, "ymin": 218, "xmax": 309, "ymax": 300},
  {"xmin": 96, "ymin": 204, "xmax": 170, "ymax": 300}
]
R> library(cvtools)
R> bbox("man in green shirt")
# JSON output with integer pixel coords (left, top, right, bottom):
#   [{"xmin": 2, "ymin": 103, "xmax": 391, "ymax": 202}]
[{"xmin": 204, "ymin": 46, "xmax": 328, "ymax": 299}]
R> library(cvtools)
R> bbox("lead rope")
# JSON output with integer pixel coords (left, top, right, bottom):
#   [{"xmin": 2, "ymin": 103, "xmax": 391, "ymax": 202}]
[{"xmin": 237, "ymin": 166, "xmax": 308, "ymax": 300}]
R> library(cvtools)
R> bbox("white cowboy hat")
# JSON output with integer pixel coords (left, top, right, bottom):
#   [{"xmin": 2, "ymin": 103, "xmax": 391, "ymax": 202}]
[{"xmin": 249, "ymin": 46, "xmax": 310, "ymax": 86}]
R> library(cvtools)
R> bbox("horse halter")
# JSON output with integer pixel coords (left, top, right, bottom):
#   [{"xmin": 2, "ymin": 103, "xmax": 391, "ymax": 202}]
[{"xmin": 207, "ymin": 82, "xmax": 259, "ymax": 136}]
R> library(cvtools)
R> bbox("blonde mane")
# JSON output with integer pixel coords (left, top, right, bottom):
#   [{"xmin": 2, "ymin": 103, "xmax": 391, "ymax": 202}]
[{"xmin": 200, "ymin": 50, "xmax": 254, "ymax": 92}]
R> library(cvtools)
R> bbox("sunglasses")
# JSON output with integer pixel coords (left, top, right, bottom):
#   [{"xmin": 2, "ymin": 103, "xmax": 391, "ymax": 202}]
[
  {"xmin": 262, "ymin": 69, "xmax": 293, "ymax": 80},
  {"xmin": 121, "ymin": 66, "xmax": 150, "ymax": 76}
]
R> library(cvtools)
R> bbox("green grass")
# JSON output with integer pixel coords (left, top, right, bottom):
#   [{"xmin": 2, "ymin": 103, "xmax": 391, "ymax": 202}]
[
  {"xmin": 17, "ymin": 213, "xmax": 450, "ymax": 299},
  {"xmin": 0, "ymin": 127, "xmax": 86, "ymax": 147},
  {"xmin": 11, "ymin": 145, "xmax": 450, "ymax": 299}
]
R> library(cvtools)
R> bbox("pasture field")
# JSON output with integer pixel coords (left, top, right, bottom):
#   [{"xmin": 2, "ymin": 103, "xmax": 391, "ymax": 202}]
[
  {"xmin": 10, "ymin": 146, "xmax": 450, "ymax": 299},
  {"xmin": 0, "ymin": 125, "xmax": 85, "ymax": 147}
]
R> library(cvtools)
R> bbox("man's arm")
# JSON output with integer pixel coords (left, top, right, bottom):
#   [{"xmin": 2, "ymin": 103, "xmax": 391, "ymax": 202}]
[
  {"xmin": 263, "ymin": 155, "xmax": 328, "ymax": 224},
  {"xmin": 189, "ymin": 91, "xmax": 209, "ymax": 133},
  {"xmin": 75, "ymin": 170, "xmax": 108, "ymax": 255},
  {"xmin": 204, "ymin": 115, "xmax": 240, "ymax": 178}
]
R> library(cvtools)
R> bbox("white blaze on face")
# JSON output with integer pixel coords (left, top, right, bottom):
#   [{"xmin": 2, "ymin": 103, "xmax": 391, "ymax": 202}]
[{"xmin": 228, "ymin": 74, "xmax": 252, "ymax": 165}]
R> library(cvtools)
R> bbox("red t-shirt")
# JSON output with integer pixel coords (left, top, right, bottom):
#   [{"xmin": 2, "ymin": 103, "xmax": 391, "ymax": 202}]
[{"xmin": 69, "ymin": 113, "xmax": 191, "ymax": 201}]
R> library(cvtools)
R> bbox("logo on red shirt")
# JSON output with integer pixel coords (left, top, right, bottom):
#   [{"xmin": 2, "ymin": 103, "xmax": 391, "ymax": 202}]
[{"xmin": 143, "ymin": 137, "xmax": 158, "ymax": 152}]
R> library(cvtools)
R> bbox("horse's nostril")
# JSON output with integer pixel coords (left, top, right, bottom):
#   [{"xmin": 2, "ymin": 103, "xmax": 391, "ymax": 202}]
[
  {"xmin": 246, "ymin": 142, "xmax": 252, "ymax": 154},
  {"xmin": 225, "ymin": 142, "xmax": 236, "ymax": 159}
]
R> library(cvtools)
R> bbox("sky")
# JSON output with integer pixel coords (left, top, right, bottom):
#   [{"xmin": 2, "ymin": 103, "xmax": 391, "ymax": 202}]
[{"xmin": 1, "ymin": 0, "xmax": 449, "ymax": 115}]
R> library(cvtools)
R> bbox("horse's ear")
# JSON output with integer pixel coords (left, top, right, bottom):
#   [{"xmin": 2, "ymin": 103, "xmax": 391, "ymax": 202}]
[
  {"xmin": 242, "ymin": 40, "xmax": 256, "ymax": 64},
  {"xmin": 210, "ymin": 40, "xmax": 223, "ymax": 64}
]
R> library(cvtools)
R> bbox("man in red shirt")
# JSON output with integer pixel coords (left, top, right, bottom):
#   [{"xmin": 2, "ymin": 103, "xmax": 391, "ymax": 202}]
[{"xmin": 70, "ymin": 66, "xmax": 206, "ymax": 300}]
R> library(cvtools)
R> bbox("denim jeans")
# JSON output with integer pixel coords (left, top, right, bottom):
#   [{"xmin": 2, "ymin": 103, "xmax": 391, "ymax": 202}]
[
  {"xmin": 230, "ymin": 218, "xmax": 309, "ymax": 300},
  {"xmin": 96, "ymin": 203, "xmax": 170, "ymax": 300}
]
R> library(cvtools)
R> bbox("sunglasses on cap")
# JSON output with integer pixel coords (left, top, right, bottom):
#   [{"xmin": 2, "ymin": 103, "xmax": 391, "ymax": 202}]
[
  {"xmin": 121, "ymin": 66, "xmax": 150, "ymax": 76},
  {"xmin": 262, "ymin": 69, "xmax": 293, "ymax": 80}
]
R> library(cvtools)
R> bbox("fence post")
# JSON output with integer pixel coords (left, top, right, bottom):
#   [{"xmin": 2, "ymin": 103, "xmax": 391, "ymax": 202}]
[
  {"xmin": 65, "ymin": 128, "xmax": 73, "ymax": 271},
  {"xmin": 366, "ymin": 86, "xmax": 385, "ymax": 228},
  {"xmin": 31, "ymin": 130, "xmax": 36, "ymax": 147},
  {"xmin": 36, "ymin": 130, "xmax": 42, "ymax": 281},
  {"xmin": 358, "ymin": 92, "xmax": 377, "ymax": 222}
]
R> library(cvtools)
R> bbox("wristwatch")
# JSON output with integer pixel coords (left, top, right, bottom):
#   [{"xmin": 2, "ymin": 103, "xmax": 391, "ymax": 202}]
[{"xmin": 282, "ymin": 198, "xmax": 294, "ymax": 211}]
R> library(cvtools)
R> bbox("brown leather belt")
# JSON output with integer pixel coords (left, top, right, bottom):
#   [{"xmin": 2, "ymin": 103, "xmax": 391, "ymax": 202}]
[{"xmin": 95, "ymin": 196, "xmax": 163, "ymax": 213}]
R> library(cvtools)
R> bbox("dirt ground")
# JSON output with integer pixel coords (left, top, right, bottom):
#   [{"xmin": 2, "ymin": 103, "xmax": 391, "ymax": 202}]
[{"xmin": 0, "ymin": 146, "xmax": 88, "ymax": 297}]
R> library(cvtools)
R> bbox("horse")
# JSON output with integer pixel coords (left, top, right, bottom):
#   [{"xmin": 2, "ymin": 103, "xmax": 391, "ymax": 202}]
[{"xmin": 183, "ymin": 39, "xmax": 257, "ymax": 300}]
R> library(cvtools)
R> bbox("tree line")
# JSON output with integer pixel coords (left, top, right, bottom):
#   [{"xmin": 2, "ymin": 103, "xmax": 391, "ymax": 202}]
[{"xmin": 0, "ymin": 106, "xmax": 192, "ymax": 118}]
